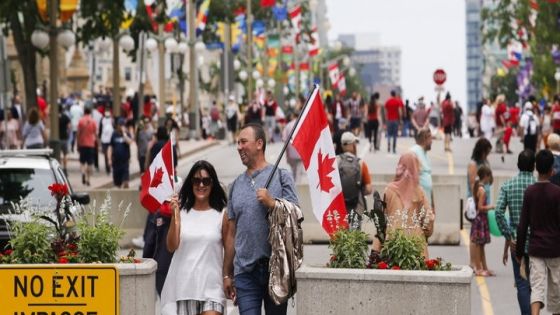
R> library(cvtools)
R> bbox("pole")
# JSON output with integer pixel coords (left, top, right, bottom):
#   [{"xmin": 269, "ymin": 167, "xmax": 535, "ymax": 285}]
[
  {"xmin": 158, "ymin": 24, "xmax": 166, "ymax": 118},
  {"xmin": 112, "ymin": 37, "xmax": 121, "ymax": 117},
  {"xmin": 48, "ymin": 0, "xmax": 61, "ymax": 161},
  {"xmin": 224, "ymin": 22, "xmax": 231, "ymax": 100},
  {"xmin": 188, "ymin": 0, "xmax": 199, "ymax": 139},
  {"xmin": 264, "ymin": 84, "xmax": 318, "ymax": 188},
  {"xmin": 138, "ymin": 32, "xmax": 145, "ymax": 121},
  {"xmin": 89, "ymin": 43, "xmax": 96, "ymax": 99},
  {"xmin": 247, "ymin": 0, "xmax": 253, "ymax": 101}
]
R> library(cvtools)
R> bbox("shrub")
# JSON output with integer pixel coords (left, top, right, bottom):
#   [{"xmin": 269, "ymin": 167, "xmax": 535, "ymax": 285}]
[{"xmin": 328, "ymin": 228, "xmax": 369, "ymax": 269}]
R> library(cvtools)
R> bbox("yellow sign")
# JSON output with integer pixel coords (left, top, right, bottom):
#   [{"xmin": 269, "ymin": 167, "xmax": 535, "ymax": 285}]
[{"xmin": 0, "ymin": 265, "xmax": 119, "ymax": 315}]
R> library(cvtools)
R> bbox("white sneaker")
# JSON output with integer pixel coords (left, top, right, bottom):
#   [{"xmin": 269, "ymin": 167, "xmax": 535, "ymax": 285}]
[{"xmin": 131, "ymin": 236, "xmax": 145, "ymax": 249}]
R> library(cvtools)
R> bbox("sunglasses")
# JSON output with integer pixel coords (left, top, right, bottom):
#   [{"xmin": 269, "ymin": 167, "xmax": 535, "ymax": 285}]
[{"xmin": 192, "ymin": 177, "xmax": 212, "ymax": 187}]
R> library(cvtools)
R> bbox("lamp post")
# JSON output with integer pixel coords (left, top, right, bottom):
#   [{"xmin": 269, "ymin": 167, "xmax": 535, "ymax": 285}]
[
  {"xmin": 555, "ymin": 68, "xmax": 560, "ymax": 95},
  {"xmin": 112, "ymin": 33, "xmax": 135, "ymax": 117},
  {"xmin": 31, "ymin": 0, "xmax": 76, "ymax": 161}
]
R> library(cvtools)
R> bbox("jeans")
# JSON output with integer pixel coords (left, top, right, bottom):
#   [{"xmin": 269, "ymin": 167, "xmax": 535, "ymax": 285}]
[
  {"xmin": 511, "ymin": 252, "xmax": 531, "ymax": 315},
  {"xmin": 235, "ymin": 260, "xmax": 287, "ymax": 315},
  {"xmin": 386, "ymin": 120, "xmax": 399, "ymax": 153}
]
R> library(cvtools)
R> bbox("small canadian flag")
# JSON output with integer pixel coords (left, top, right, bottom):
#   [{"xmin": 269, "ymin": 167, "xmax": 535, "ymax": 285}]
[
  {"xmin": 140, "ymin": 141, "xmax": 175, "ymax": 213},
  {"xmin": 291, "ymin": 86, "xmax": 348, "ymax": 235}
]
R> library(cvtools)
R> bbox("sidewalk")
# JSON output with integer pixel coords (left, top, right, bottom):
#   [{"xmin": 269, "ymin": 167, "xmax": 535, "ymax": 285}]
[{"xmin": 65, "ymin": 139, "xmax": 220, "ymax": 191}]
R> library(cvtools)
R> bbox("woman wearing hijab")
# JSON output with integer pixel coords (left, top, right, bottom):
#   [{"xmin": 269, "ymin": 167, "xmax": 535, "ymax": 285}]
[{"xmin": 373, "ymin": 152, "xmax": 435, "ymax": 258}]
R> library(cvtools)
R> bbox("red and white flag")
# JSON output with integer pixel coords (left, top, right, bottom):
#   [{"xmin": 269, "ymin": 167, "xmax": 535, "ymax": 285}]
[
  {"xmin": 140, "ymin": 141, "xmax": 175, "ymax": 213},
  {"xmin": 308, "ymin": 27, "xmax": 320, "ymax": 57},
  {"xmin": 337, "ymin": 73, "xmax": 347, "ymax": 96},
  {"xmin": 291, "ymin": 86, "xmax": 348, "ymax": 235},
  {"xmin": 289, "ymin": 5, "xmax": 302, "ymax": 38},
  {"xmin": 328, "ymin": 63, "xmax": 340, "ymax": 90}
]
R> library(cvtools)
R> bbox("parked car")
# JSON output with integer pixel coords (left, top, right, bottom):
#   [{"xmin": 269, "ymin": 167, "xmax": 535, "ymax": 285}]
[{"xmin": 0, "ymin": 149, "xmax": 89, "ymax": 249}]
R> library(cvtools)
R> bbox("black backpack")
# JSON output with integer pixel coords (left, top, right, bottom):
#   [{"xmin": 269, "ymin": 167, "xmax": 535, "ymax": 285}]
[{"xmin": 337, "ymin": 153, "xmax": 362, "ymax": 211}]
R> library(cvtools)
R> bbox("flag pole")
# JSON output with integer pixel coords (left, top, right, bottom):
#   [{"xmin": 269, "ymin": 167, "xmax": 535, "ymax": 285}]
[
  {"xmin": 170, "ymin": 130, "xmax": 176, "ymax": 191},
  {"xmin": 264, "ymin": 84, "xmax": 319, "ymax": 189}
]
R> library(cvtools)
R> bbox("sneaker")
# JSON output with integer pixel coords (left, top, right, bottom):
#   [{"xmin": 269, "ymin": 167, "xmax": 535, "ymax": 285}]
[
  {"xmin": 82, "ymin": 174, "xmax": 86, "ymax": 184},
  {"xmin": 131, "ymin": 236, "xmax": 145, "ymax": 249}
]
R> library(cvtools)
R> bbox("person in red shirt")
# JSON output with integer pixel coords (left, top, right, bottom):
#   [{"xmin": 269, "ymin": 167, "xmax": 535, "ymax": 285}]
[
  {"xmin": 76, "ymin": 107, "xmax": 99, "ymax": 186},
  {"xmin": 440, "ymin": 92, "xmax": 455, "ymax": 152},
  {"xmin": 551, "ymin": 95, "xmax": 560, "ymax": 135},
  {"xmin": 384, "ymin": 90, "xmax": 402, "ymax": 154},
  {"xmin": 494, "ymin": 95, "xmax": 508, "ymax": 153}
]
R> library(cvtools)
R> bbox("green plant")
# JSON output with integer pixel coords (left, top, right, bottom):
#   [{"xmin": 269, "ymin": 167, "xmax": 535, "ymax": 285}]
[
  {"xmin": 77, "ymin": 195, "xmax": 127, "ymax": 263},
  {"xmin": 328, "ymin": 228, "xmax": 369, "ymax": 269},
  {"xmin": 8, "ymin": 220, "xmax": 55, "ymax": 264},
  {"xmin": 380, "ymin": 229, "xmax": 424, "ymax": 270}
]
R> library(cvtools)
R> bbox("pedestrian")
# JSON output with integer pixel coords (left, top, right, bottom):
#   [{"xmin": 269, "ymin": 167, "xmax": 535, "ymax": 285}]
[
  {"xmin": 282, "ymin": 112, "xmax": 303, "ymax": 183},
  {"xmin": 136, "ymin": 116, "xmax": 154, "ymax": 175},
  {"xmin": 347, "ymin": 92, "xmax": 362, "ymax": 136},
  {"xmin": 411, "ymin": 97, "xmax": 430, "ymax": 139},
  {"xmin": 428, "ymin": 100, "xmax": 440, "ymax": 133},
  {"xmin": 495, "ymin": 149, "xmax": 535, "ymax": 315},
  {"xmin": 467, "ymin": 137, "xmax": 493, "ymax": 269},
  {"xmin": 107, "ymin": 118, "xmax": 133, "ymax": 189},
  {"xmin": 331, "ymin": 94, "xmax": 346, "ymax": 134},
  {"xmin": 410, "ymin": 128, "xmax": 434, "ymax": 210},
  {"xmin": 454, "ymin": 101, "xmax": 463, "ymax": 138},
  {"xmin": 22, "ymin": 108, "xmax": 47, "ymax": 149},
  {"xmin": 225, "ymin": 95, "xmax": 240, "ymax": 145},
  {"xmin": 503, "ymin": 120, "xmax": 514, "ymax": 154},
  {"xmin": 59, "ymin": 106, "xmax": 71, "ymax": 174},
  {"xmin": 332, "ymin": 118, "xmax": 349, "ymax": 155},
  {"xmin": 552, "ymin": 95, "xmax": 560, "ymax": 135},
  {"xmin": 76, "ymin": 107, "xmax": 98, "ymax": 186},
  {"xmin": 1, "ymin": 107, "xmax": 22, "ymax": 149},
  {"xmin": 99, "ymin": 110, "xmax": 114, "ymax": 175},
  {"xmin": 384, "ymin": 90, "xmax": 402, "ymax": 154},
  {"xmin": 470, "ymin": 165, "xmax": 495, "ymax": 277},
  {"xmin": 541, "ymin": 106, "xmax": 553, "ymax": 149},
  {"xmin": 264, "ymin": 90, "xmax": 278, "ymax": 141},
  {"xmin": 209, "ymin": 101, "xmax": 221, "ymax": 139},
  {"xmin": 69, "ymin": 99, "xmax": 83, "ymax": 152},
  {"xmin": 441, "ymin": 92, "xmax": 455, "ymax": 152},
  {"xmin": 548, "ymin": 133, "xmax": 560, "ymax": 186},
  {"xmin": 160, "ymin": 160, "xmax": 228, "ymax": 315},
  {"xmin": 244, "ymin": 100, "xmax": 262, "ymax": 125},
  {"xmin": 223, "ymin": 123, "xmax": 299, "ymax": 314},
  {"xmin": 516, "ymin": 149, "xmax": 560, "ymax": 315},
  {"xmin": 365, "ymin": 93, "xmax": 381, "ymax": 151},
  {"xmin": 519, "ymin": 102, "xmax": 540, "ymax": 153},
  {"xmin": 337, "ymin": 131, "xmax": 373, "ymax": 230},
  {"xmin": 479, "ymin": 99, "xmax": 495, "ymax": 140},
  {"xmin": 372, "ymin": 152, "xmax": 434, "ymax": 258},
  {"xmin": 494, "ymin": 94, "xmax": 508, "ymax": 153}
]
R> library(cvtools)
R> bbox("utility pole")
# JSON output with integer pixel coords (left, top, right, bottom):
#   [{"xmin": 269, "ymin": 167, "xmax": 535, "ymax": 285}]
[
  {"xmin": 137, "ymin": 32, "xmax": 145, "ymax": 121},
  {"xmin": 48, "ymin": 0, "xmax": 61, "ymax": 161},
  {"xmin": 188, "ymin": 0, "xmax": 199, "ymax": 139},
  {"xmin": 158, "ymin": 23, "xmax": 166, "ymax": 118},
  {"xmin": 112, "ymin": 37, "xmax": 121, "ymax": 117},
  {"xmin": 247, "ymin": 0, "xmax": 253, "ymax": 100}
]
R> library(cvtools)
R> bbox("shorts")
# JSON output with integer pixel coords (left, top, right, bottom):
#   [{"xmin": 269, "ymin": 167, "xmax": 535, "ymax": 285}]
[
  {"xmin": 444, "ymin": 125, "xmax": 453, "ymax": 135},
  {"xmin": 79, "ymin": 147, "xmax": 95, "ymax": 165},
  {"xmin": 60, "ymin": 141, "xmax": 68, "ymax": 155},
  {"xmin": 529, "ymin": 256, "xmax": 560, "ymax": 313},
  {"xmin": 176, "ymin": 300, "xmax": 224, "ymax": 315},
  {"xmin": 112, "ymin": 164, "xmax": 130, "ymax": 186}
]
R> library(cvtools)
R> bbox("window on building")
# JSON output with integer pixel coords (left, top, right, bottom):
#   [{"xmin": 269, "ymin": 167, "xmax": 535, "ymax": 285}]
[{"xmin": 124, "ymin": 67, "xmax": 132, "ymax": 81}]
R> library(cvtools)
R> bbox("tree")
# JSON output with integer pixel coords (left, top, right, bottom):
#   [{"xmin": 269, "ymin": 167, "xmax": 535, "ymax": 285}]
[
  {"xmin": 489, "ymin": 70, "xmax": 519, "ymax": 103},
  {"xmin": 0, "ymin": 0, "xmax": 43, "ymax": 109},
  {"xmin": 482, "ymin": 0, "xmax": 560, "ymax": 98}
]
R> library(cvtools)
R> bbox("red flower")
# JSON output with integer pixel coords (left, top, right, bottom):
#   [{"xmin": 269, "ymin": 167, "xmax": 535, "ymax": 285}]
[
  {"xmin": 67, "ymin": 243, "xmax": 77, "ymax": 251},
  {"xmin": 391, "ymin": 265, "xmax": 401, "ymax": 270},
  {"xmin": 48, "ymin": 183, "xmax": 69, "ymax": 198},
  {"xmin": 58, "ymin": 257, "xmax": 69, "ymax": 264},
  {"xmin": 133, "ymin": 258, "xmax": 142, "ymax": 263},
  {"xmin": 4, "ymin": 249, "xmax": 13, "ymax": 255},
  {"xmin": 330, "ymin": 255, "xmax": 337, "ymax": 262},
  {"xmin": 377, "ymin": 261, "xmax": 388, "ymax": 269},
  {"xmin": 57, "ymin": 250, "xmax": 67, "ymax": 257},
  {"xmin": 425, "ymin": 259, "xmax": 437, "ymax": 270}
]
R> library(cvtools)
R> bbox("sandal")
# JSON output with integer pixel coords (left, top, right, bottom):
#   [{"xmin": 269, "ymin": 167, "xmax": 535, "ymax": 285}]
[
  {"xmin": 474, "ymin": 270, "xmax": 491, "ymax": 277},
  {"xmin": 485, "ymin": 270, "xmax": 496, "ymax": 277}
]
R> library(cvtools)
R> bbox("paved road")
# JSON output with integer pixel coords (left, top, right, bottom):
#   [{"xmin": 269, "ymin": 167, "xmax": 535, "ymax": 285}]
[{"xmin": 124, "ymin": 133, "xmax": 550, "ymax": 315}]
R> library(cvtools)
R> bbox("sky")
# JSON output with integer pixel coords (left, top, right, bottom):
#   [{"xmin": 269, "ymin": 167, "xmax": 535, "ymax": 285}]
[{"xmin": 325, "ymin": 0, "xmax": 467, "ymax": 106}]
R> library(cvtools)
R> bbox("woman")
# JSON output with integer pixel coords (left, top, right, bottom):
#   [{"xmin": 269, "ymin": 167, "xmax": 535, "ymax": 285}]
[
  {"xmin": 22, "ymin": 108, "xmax": 47, "ymax": 149},
  {"xmin": 466, "ymin": 137, "xmax": 493, "ymax": 270},
  {"xmin": 225, "ymin": 96, "xmax": 240, "ymax": 145},
  {"xmin": 365, "ymin": 93, "xmax": 381, "ymax": 151},
  {"xmin": 1, "ymin": 107, "xmax": 22, "ymax": 149},
  {"xmin": 161, "ymin": 160, "xmax": 228, "ymax": 315},
  {"xmin": 479, "ymin": 99, "xmax": 495, "ymax": 140},
  {"xmin": 373, "ymin": 152, "xmax": 435, "ymax": 258}
]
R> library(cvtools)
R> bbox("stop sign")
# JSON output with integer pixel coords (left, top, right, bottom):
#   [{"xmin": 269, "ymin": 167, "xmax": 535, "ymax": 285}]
[{"xmin": 433, "ymin": 69, "xmax": 446, "ymax": 85}]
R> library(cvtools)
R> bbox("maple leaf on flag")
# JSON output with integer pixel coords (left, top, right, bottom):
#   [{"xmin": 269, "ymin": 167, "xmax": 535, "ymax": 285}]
[
  {"xmin": 150, "ymin": 167, "xmax": 164, "ymax": 188},
  {"xmin": 317, "ymin": 150, "xmax": 335, "ymax": 193}
]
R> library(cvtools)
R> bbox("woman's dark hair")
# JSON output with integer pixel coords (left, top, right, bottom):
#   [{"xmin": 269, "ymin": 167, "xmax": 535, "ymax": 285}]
[
  {"xmin": 155, "ymin": 126, "xmax": 169, "ymax": 141},
  {"xmin": 28, "ymin": 108, "xmax": 39, "ymax": 125},
  {"xmin": 179, "ymin": 160, "xmax": 227, "ymax": 212},
  {"xmin": 368, "ymin": 93, "xmax": 379, "ymax": 115},
  {"xmin": 473, "ymin": 165, "xmax": 492, "ymax": 209},
  {"xmin": 10, "ymin": 107, "xmax": 19, "ymax": 120},
  {"xmin": 471, "ymin": 138, "xmax": 492, "ymax": 163}
]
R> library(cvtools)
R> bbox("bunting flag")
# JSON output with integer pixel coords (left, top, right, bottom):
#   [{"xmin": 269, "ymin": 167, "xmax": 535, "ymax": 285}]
[
  {"xmin": 308, "ymin": 27, "xmax": 320, "ymax": 57},
  {"xmin": 196, "ymin": 0, "xmax": 211, "ymax": 36},
  {"xmin": 337, "ymin": 73, "xmax": 347, "ymax": 96},
  {"xmin": 328, "ymin": 63, "xmax": 341, "ymax": 90},
  {"xmin": 517, "ymin": 58, "xmax": 534, "ymax": 99},
  {"xmin": 272, "ymin": 4, "xmax": 288, "ymax": 21},
  {"xmin": 291, "ymin": 86, "xmax": 348, "ymax": 235},
  {"xmin": 261, "ymin": 0, "xmax": 275, "ymax": 7},
  {"xmin": 289, "ymin": 5, "xmax": 302, "ymax": 38},
  {"xmin": 300, "ymin": 62, "xmax": 310, "ymax": 95}
]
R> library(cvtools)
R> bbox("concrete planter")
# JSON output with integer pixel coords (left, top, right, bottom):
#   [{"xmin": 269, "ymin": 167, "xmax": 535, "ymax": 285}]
[
  {"xmin": 296, "ymin": 265, "xmax": 472, "ymax": 315},
  {"xmin": 117, "ymin": 258, "xmax": 157, "ymax": 315}
]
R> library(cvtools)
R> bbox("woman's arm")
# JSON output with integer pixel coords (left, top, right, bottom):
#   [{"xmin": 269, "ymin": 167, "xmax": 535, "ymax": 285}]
[
  {"xmin": 166, "ymin": 196, "xmax": 181, "ymax": 253},
  {"xmin": 467, "ymin": 162, "xmax": 477, "ymax": 195},
  {"xmin": 477, "ymin": 187, "xmax": 494, "ymax": 212}
]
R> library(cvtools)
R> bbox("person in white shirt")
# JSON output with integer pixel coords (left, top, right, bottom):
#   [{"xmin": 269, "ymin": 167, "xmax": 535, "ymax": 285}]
[
  {"xmin": 480, "ymin": 99, "xmax": 495, "ymax": 140},
  {"xmin": 161, "ymin": 160, "xmax": 228, "ymax": 315},
  {"xmin": 519, "ymin": 102, "xmax": 540, "ymax": 153},
  {"xmin": 99, "ymin": 110, "xmax": 114, "ymax": 174}
]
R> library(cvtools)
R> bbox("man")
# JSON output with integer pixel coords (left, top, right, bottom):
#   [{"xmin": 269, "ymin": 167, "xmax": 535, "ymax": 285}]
[
  {"xmin": 409, "ymin": 129, "xmax": 434, "ymax": 209},
  {"xmin": 224, "ymin": 123, "xmax": 299, "ymax": 314},
  {"xmin": 69, "ymin": 98, "xmax": 84, "ymax": 153},
  {"xmin": 552, "ymin": 95, "xmax": 560, "ymax": 135},
  {"xmin": 347, "ymin": 92, "xmax": 363, "ymax": 135},
  {"xmin": 495, "ymin": 150, "xmax": 536, "ymax": 315},
  {"xmin": 384, "ymin": 90, "xmax": 403, "ymax": 154},
  {"xmin": 548, "ymin": 133, "xmax": 560, "ymax": 186},
  {"xmin": 519, "ymin": 102, "xmax": 540, "ymax": 153},
  {"xmin": 76, "ymin": 107, "xmax": 98, "ymax": 186},
  {"xmin": 337, "ymin": 131, "xmax": 373, "ymax": 230},
  {"xmin": 99, "ymin": 109, "xmax": 114, "ymax": 174},
  {"xmin": 263, "ymin": 90, "xmax": 278, "ymax": 141},
  {"xmin": 107, "ymin": 118, "xmax": 134, "ymax": 188},
  {"xmin": 516, "ymin": 150, "xmax": 560, "ymax": 315},
  {"xmin": 440, "ymin": 92, "xmax": 455, "ymax": 152},
  {"xmin": 58, "ymin": 105, "xmax": 71, "ymax": 174},
  {"xmin": 411, "ymin": 97, "xmax": 430, "ymax": 138}
]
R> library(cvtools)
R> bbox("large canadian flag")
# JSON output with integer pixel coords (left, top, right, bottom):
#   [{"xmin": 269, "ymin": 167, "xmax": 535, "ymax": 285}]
[
  {"xmin": 140, "ymin": 141, "xmax": 175, "ymax": 213},
  {"xmin": 291, "ymin": 86, "xmax": 348, "ymax": 235}
]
